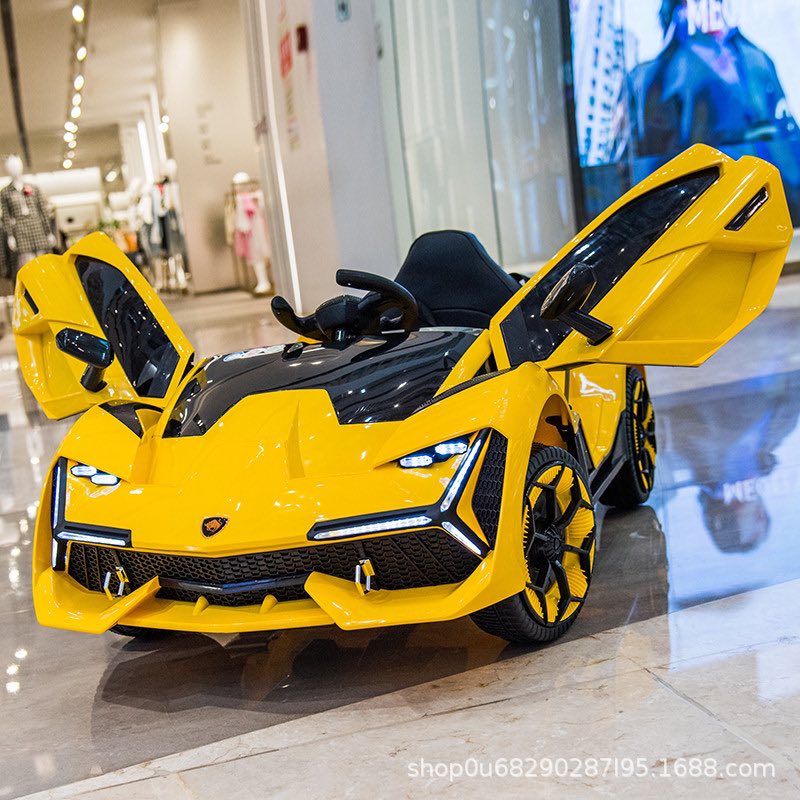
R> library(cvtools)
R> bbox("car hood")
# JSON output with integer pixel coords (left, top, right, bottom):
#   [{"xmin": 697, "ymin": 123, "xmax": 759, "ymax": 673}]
[
  {"xmin": 162, "ymin": 328, "xmax": 481, "ymax": 435},
  {"xmin": 60, "ymin": 386, "xmax": 467, "ymax": 555}
]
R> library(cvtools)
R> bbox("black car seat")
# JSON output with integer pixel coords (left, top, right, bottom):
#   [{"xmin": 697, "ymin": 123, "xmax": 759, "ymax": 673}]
[{"xmin": 394, "ymin": 230, "xmax": 521, "ymax": 329}]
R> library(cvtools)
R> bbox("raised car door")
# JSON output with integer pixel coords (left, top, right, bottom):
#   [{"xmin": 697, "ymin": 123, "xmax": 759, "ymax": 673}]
[
  {"xmin": 13, "ymin": 232, "xmax": 195, "ymax": 419},
  {"xmin": 491, "ymin": 144, "xmax": 792, "ymax": 370}
]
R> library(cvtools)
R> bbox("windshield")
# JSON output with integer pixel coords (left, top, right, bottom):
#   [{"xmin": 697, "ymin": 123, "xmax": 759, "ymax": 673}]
[{"xmin": 163, "ymin": 328, "xmax": 479, "ymax": 436}]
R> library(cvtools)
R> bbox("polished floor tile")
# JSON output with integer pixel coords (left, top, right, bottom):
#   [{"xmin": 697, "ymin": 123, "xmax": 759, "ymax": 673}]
[{"xmin": 2, "ymin": 284, "xmax": 799, "ymax": 798}]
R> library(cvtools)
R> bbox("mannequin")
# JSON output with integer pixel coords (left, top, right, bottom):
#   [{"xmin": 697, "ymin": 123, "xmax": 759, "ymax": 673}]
[
  {"xmin": 231, "ymin": 171, "xmax": 272, "ymax": 295},
  {"xmin": 0, "ymin": 155, "xmax": 55, "ymax": 274},
  {"xmin": 155, "ymin": 159, "xmax": 189, "ymax": 292}
]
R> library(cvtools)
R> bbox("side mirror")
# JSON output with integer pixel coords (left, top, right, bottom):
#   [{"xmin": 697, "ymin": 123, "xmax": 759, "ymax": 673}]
[
  {"xmin": 540, "ymin": 264, "xmax": 613, "ymax": 346},
  {"xmin": 55, "ymin": 328, "xmax": 113, "ymax": 393}
]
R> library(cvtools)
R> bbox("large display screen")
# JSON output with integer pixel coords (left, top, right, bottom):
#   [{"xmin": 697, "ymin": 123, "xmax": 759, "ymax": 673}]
[{"xmin": 566, "ymin": 0, "xmax": 800, "ymax": 225}]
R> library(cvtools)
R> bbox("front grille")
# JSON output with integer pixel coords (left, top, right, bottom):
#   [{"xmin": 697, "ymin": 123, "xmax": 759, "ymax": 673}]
[
  {"xmin": 67, "ymin": 529, "xmax": 481, "ymax": 607},
  {"xmin": 472, "ymin": 432, "xmax": 508, "ymax": 546}
]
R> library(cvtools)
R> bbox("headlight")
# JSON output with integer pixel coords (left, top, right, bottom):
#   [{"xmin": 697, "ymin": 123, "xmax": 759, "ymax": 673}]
[
  {"xmin": 70, "ymin": 463, "xmax": 120, "ymax": 486},
  {"xmin": 398, "ymin": 437, "xmax": 470, "ymax": 468}
]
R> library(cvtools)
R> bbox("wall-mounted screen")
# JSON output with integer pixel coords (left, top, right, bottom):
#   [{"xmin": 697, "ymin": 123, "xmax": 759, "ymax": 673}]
[{"xmin": 566, "ymin": 0, "xmax": 800, "ymax": 226}]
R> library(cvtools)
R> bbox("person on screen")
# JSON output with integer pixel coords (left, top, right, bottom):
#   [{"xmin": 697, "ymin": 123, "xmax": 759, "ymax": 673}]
[{"xmin": 629, "ymin": 0, "xmax": 798, "ymax": 155}]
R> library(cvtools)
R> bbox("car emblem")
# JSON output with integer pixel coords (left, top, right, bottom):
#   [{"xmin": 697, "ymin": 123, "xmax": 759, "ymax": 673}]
[{"xmin": 202, "ymin": 516, "xmax": 228, "ymax": 537}]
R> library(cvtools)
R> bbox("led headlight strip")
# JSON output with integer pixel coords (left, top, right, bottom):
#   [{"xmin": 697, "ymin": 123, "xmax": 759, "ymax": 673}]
[
  {"xmin": 311, "ymin": 514, "xmax": 433, "ymax": 541},
  {"xmin": 439, "ymin": 432, "xmax": 485, "ymax": 513},
  {"xmin": 49, "ymin": 457, "xmax": 132, "ymax": 570},
  {"xmin": 399, "ymin": 437, "xmax": 469, "ymax": 469},
  {"xmin": 307, "ymin": 430, "xmax": 492, "ymax": 558},
  {"xmin": 70, "ymin": 463, "xmax": 121, "ymax": 486}
]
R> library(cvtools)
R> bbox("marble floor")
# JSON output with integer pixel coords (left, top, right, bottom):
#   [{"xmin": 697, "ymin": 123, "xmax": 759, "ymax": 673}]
[{"xmin": 1, "ymin": 279, "xmax": 800, "ymax": 798}]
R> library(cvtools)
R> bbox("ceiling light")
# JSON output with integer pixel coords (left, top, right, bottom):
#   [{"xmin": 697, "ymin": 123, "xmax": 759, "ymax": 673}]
[
  {"xmin": 72, "ymin": 93, "xmax": 82, "ymax": 106},
  {"xmin": 72, "ymin": 4, "xmax": 85, "ymax": 23},
  {"xmin": 64, "ymin": 120, "xmax": 78, "ymax": 132},
  {"xmin": 73, "ymin": 74, "xmax": 84, "ymax": 91},
  {"xmin": 159, "ymin": 121, "xmax": 169, "ymax": 133},
  {"xmin": 76, "ymin": 45, "xmax": 87, "ymax": 61},
  {"xmin": 105, "ymin": 169, "xmax": 118, "ymax": 183},
  {"xmin": 63, "ymin": 131, "xmax": 75, "ymax": 142},
  {"xmin": 161, "ymin": 114, "xmax": 170, "ymax": 124},
  {"xmin": 63, "ymin": 158, "xmax": 73, "ymax": 169},
  {"xmin": 70, "ymin": 105, "xmax": 81, "ymax": 119},
  {"xmin": 68, "ymin": 140, "xmax": 77, "ymax": 150}
]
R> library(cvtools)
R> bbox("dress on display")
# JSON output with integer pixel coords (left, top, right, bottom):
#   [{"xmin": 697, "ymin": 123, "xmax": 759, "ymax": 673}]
[
  {"xmin": 233, "ymin": 190, "xmax": 271, "ymax": 265},
  {"xmin": 0, "ymin": 183, "xmax": 51, "ymax": 257}
]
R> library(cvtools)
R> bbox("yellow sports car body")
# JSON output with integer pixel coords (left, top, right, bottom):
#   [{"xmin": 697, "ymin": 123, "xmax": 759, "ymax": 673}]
[{"xmin": 13, "ymin": 145, "xmax": 792, "ymax": 643}]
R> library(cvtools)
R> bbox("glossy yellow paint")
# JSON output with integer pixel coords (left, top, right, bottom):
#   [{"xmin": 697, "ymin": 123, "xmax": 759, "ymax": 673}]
[
  {"xmin": 557, "ymin": 364, "xmax": 629, "ymax": 468},
  {"xmin": 31, "ymin": 361, "xmax": 563, "ymax": 633},
  {"xmin": 490, "ymin": 144, "xmax": 791, "ymax": 370},
  {"xmin": 13, "ymin": 232, "xmax": 194, "ymax": 419},
  {"xmin": 19, "ymin": 145, "xmax": 791, "ymax": 636}
]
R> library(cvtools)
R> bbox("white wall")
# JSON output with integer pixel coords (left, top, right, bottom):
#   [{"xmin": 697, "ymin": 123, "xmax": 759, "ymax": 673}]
[
  {"xmin": 245, "ymin": 0, "xmax": 400, "ymax": 313},
  {"xmin": 258, "ymin": 0, "xmax": 341, "ymax": 312},
  {"xmin": 158, "ymin": 0, "xmax": 260, "ymax": 293}
]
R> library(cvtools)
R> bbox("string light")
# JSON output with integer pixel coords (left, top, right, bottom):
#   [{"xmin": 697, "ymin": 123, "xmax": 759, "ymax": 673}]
[{"xmin": 63, "ymin": 6, "xmax": 88, "ymax": 169}]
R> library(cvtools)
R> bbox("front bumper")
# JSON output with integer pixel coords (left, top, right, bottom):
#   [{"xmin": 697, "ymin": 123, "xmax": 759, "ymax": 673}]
[{"xmin": 34, "ymin": 548, "xmax": 511, "ymax": 634}]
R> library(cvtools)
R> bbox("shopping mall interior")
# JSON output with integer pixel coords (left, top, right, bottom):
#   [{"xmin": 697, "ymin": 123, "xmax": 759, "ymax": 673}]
[{"xmin": 1, "ymin": 1, "xmax": 800, "ymax": 798}]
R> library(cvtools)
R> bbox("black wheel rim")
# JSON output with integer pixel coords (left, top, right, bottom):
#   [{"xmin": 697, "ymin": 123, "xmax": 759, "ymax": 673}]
[
  {"xmin": 631, "ymin": 377, "xmax": 657, "ymax": 492},
  {"xmin": 522, "ymin": 461, "xmax": 596, "ymax": 627}
]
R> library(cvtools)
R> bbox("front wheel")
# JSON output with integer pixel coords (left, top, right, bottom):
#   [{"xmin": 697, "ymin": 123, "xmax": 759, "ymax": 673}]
[{"xmin": 471, "ymin": 445, "xmax": 596, "ymax": 644}]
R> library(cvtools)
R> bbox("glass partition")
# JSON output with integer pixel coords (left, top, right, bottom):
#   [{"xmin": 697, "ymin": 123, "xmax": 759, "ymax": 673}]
[{"xmin": 377, "ymin": 0, "xmax": 575, "ymax": 272}]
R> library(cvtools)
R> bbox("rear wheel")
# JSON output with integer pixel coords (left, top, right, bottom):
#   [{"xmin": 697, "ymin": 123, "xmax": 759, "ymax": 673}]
[
  {"xmin": 601, "ymin": 367, "xmax": 657, "ymax": 509},
  {"xmin": 471, "ymin": 445, "xmax": 596, "ymax": 644}
]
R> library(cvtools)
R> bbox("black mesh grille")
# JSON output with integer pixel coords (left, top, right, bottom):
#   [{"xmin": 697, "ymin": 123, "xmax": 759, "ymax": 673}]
[
  {"xmin": 472, "ymin": 432, "xmax": 508, "ymax": 546},
  {"xmin": 67, "ymin": 529, "xmax": 480, "ymax": 607}
]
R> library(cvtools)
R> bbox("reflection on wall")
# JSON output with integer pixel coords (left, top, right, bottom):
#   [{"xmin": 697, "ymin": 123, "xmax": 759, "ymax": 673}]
[
  {"xmin": 388, "ymin": 0, "xmax": 499, "ymax": 257},
  {"xmin": 480, "ymin": 0, "xmax": 575, "ymax": 267},
  {"xmin": 379, "ymin": 0, "xmax": 574, "ymax": 270}
]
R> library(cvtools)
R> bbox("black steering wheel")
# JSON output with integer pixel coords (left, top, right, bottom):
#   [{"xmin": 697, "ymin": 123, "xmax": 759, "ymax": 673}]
[{"xmin": 271, "ymin": 269, "xmax": 419, "ymax": 342}]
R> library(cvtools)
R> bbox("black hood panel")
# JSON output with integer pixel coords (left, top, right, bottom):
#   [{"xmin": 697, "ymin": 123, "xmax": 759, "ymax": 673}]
[{"xmin": 163, "ymin": 329, "xmax": 479, "ymax": 437}]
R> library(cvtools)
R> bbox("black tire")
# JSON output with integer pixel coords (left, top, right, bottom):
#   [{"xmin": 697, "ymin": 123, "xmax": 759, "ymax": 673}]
[
  {"xmin": 600, "ymin": 367, "xmax": 657, "ymax": 509},
  {"xmin": 471, "ymin": 445, "xmax": 596, "ymax": 644},
  {"xmin": 109, "ymin": 624, "xmax": 171, "ymax": 638}
]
